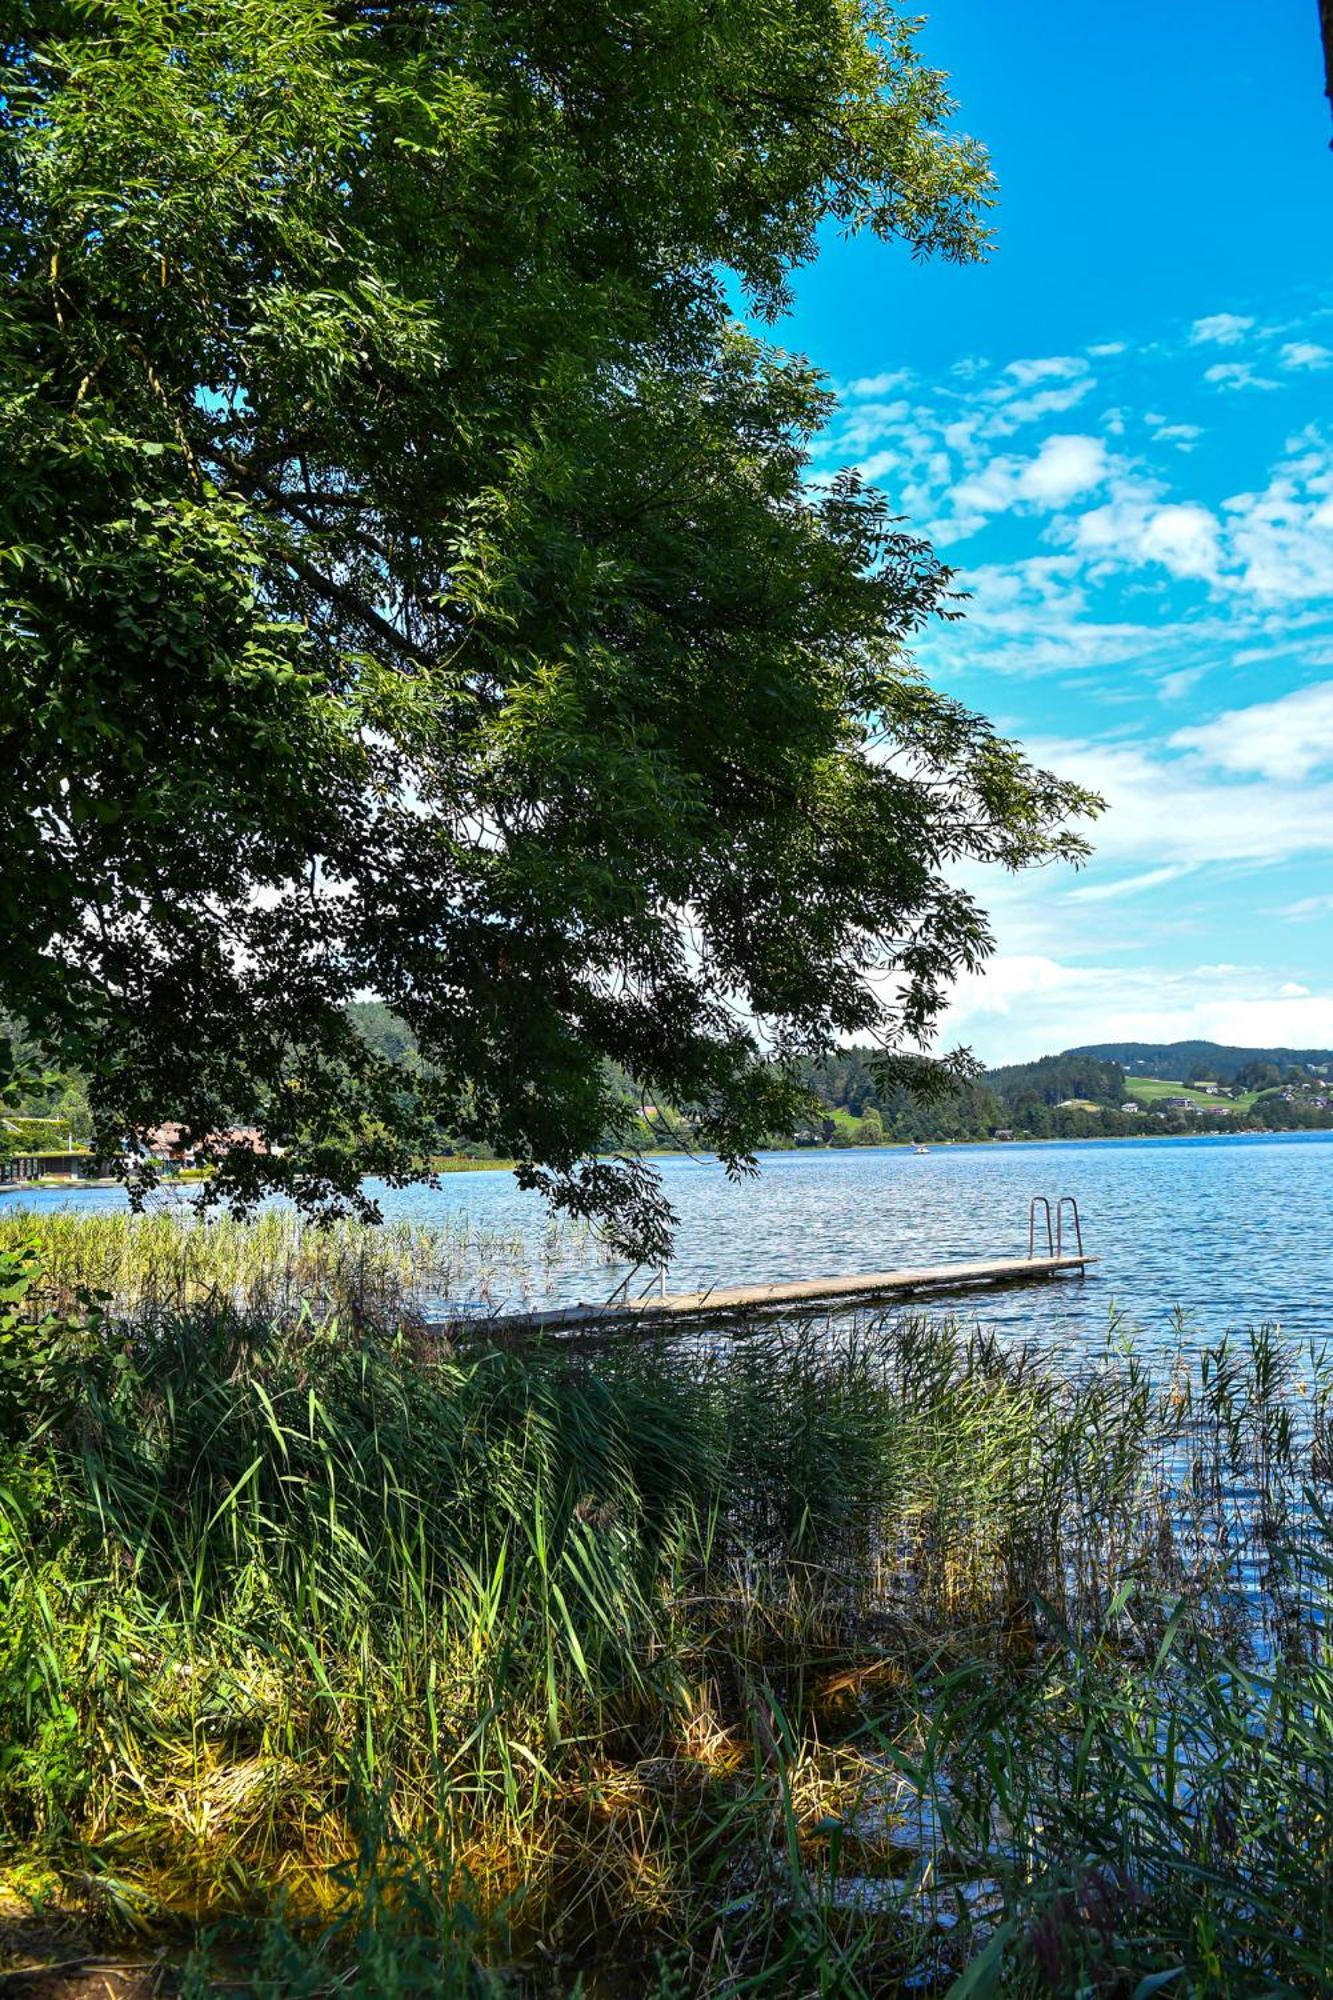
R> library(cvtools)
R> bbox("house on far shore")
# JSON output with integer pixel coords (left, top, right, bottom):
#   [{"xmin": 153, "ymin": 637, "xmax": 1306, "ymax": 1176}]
[
  {"xmin": 1121, "ymin": 1101, "xmax": 1141, "ymax": 1113},
  {"xmin": 0, "ymin": 1148, "xmax": 98, "ymax": 1186},
  {"xmin": 142, "ymin": 1124, "xmax": 276, "ymax": 1169},
  {"xmin": 993, "ymin": 1128, "xmax": 1016, "ymax": 1142},
  {"xmin": 0, "ymin": 1115, "xmax": 100, "ymax": 1187}
]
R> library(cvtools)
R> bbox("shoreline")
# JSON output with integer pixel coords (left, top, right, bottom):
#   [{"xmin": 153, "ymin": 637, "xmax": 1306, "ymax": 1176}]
[{"xmin": 3, "ymin": 1123, "xmax": 1329, "ymax": 1205}]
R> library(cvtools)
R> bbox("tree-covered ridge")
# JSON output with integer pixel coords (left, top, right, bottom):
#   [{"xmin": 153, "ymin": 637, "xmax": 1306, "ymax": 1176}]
[
  {"xmin": 0, "ymin": 1012, "xmax": 89, "ymax": 1161},
  {"xmin": 344, "ymin": 1008, "xmax": 1333, "ymax": 1148},
  {"xmin": 801, "ymin": 1043, "xmax": 1333, "ymax": 1142},
  {"xmin": 1071, "ymin": 1040, "xmax": 1333, "ymax": 1083},
  {"xmin": 0, "ymin": 0, "xmax": 1095, "ymax": 1255},
  {"xmin": 983, "ymin": 1052, "xmax": 1127, "ymax": 1109}
]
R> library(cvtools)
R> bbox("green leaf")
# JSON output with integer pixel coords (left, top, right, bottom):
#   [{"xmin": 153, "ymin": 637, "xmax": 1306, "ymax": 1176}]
[{"xmin": 943, "ymin": 1923, "xmax": 1015, "ymax": 1998}]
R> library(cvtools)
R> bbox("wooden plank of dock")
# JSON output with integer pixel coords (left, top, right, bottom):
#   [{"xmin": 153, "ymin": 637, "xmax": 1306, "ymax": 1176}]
[{"xmin": 454, "ymin": 1252, "xmax": 1096, "ymax": 1338}]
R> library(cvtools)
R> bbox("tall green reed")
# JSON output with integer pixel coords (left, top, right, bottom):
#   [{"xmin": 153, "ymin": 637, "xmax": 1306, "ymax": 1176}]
[
  {"xmin": 3, "ymin": 1220, "xmax": 1333, "ymax": 1993},
  {"xmin": 0, "ymin": 1206, "xmax": 568, "ymax": 1328}
]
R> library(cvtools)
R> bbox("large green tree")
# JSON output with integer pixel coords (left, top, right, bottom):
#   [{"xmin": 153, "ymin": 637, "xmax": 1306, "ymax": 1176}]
[{"xmin": 0, "ymin": 0, "xmax": 1095, "ymax": 1255}]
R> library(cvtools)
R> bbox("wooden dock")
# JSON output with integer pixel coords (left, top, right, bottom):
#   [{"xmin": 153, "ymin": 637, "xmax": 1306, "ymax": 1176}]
[{"xmin": 453, "ymin": 1250, "xmax": 1095, "ymax": 1339}]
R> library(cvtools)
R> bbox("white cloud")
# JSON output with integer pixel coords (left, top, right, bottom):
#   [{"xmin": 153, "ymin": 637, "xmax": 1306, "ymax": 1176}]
[
  {"xmin": 983, "ymin": 380, "xmax": 1095, "ymax": 435},
  {"xmin": 1280, "ymin": 342, "xmax": 1332, "ymax": 371},
  {"xmin": 828, "ymin": 398, "xmax": 913, "ymax": 454},
  {"xmin": 1276, "ymin": 893, "xmax": 1333, "ymax": 921},
  {"xmin": 819, "ymin": 333, "xmax": 1333, "ymax": 699},
  {"xmin": 1138, "ymin": 502, "xmax": 1222, "ymax": 579},
  {"xmin": 1020, "ymin": 434, "xmax": 1109, "ymax": 503},
  {"xmin": 935, "ymin": 896, "xmax": 1333, "ymax": 1064},
  {"xmin": 944, "ymin": 953, "xmax": 1113, "ymax": 1029},
  {"xmin": 945, "ymin": 956, "xmax": 1333, "ymax": 1066},
  {"xmin": 1156, "ymin": 665, "xmax": 1207, "ymax": 701},
  {"xmin": 1029, "ymin": 736, "xmax": 1333, "ymax": 869},
  {"xmin": 1152, "ymin": 422, "xmax": 1203, "ymax": 449},
  {"xmin": 1002, "ymin": 355, "xmax": 1088, "ymax": 386},
  {"xmin": 953, "ymin": 433, "xmax": 1109, "ymax": 518},
  {"xmin": 1223, "ymin": 438, "xmax": 1333, "ymax": 600},
  {"xmin": 926, "ymin": 724, "xmax": 1333, "ymax": 1053},
  {"xmin": 1190, "ymin": 312, "xmax": 1256, "ymax": 346},
  {"xmin": 814, "ymin": 318, "xmax": 1333, "ymax": 1064},
  {"xmin": 1054, "ymin": 432, "xmax": 1332, "ymax": 599},
  {"xmin": 1170, "ymin": 680, "xmax": 1333, "ymax": 781},
  {"xmin": 845, "ymin": 368, "xmax": 912, "ymax": 398},
  {"xmin": 1065, "ymin": 864, "xmax": 1193, "ymax": 903},
  {"xmin": 1089, "ymin": 341, "xmax": 1128, "ymax": 358},
  {"xmin": 1204, "ymin": 360, "xmax": 1279, "ymax": 391},
  {"xmin": 925, "ymin": 553, "xmax": 1214, "ymax": 680},
  {"xmin": 1063, "ymin": 477, "xmax": 1221, "ymax": 581}
]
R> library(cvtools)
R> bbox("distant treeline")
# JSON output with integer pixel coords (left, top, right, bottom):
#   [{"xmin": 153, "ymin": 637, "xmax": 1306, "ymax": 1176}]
[
  {"xmin": 797, "ymin": 1045, "xmax": 1333, "ymax": 1144},
  {"xmin": 0, "ymin": 1013, "xmax": 92, "ymax": 1150},
  {"xmin": 795, "ymin": 1047, "xmax": 1121, "ymax": 1144},
  {"xmin": 10, "ymin": 1007, "xmax": 1333, "ymax": 1162},
  {"xmin": 1070, "ymin": 1039, "xmax": 1333, "ymax": 1083},
  {"xmin": 344, "ymin": 1009, "xmax": 1333, "ymax": 1150}
]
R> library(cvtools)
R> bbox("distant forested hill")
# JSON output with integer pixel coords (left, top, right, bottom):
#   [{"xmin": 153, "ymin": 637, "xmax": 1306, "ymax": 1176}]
[
  {"xmin": 349, "ymin": 999, "xmax": 420, "ymax": 1068},
  {"xmin": 1070, "ymin": 1040, "xmax": 1333, "ymax": 1083},
  {"xmin": 984, "ymin": 1052, "xmax": 1125, "ymax": 1108},
  {"xmin": 794, "ymin": 1039, "xmax": 1333, "ymax": 1141},
  {"xmin": 341, "ymin": 1006, "xmax": 1333, "ymax": 1151}
]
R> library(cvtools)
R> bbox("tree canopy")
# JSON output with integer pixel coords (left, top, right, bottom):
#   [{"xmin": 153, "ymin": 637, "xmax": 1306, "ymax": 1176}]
[{"xmin": 0, "ymin": 0, "xmax": 1096, "ymax": 1255}]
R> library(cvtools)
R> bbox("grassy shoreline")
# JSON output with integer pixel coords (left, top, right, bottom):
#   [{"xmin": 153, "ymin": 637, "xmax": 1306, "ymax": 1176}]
[{"xmin": 1, "ymin": 1213, "xmax": 1331, "ymax": 1993}]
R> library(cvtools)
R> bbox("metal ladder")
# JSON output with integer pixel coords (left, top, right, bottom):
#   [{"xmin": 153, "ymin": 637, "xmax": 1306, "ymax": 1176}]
[{"xmin": 1028, "ymin": 1194, "xmax": 1084, "ymax": 1260}]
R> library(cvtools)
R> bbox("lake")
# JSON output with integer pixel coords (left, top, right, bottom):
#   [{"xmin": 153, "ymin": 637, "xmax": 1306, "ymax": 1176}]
[{"xmin": 8, "ymin": 1130, "xmax": 1332, "ymax": 1360}]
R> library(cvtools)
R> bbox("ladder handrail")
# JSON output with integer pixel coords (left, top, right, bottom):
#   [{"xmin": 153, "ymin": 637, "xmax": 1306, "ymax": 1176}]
[
  {"xmin": 1056, "ymin": 1195, "xmax": 1083, "ymax": 1258},
  {"xmin": 603, "ymin": 1263, "xmax": 643, "ymax": 1306},
  {"xmin": 1028, "ymin": 1195, "xmax": 1054, "ymax": 1259},
  {"xmin": 606, "ymin": 1263, "xmax": 670, "ymax": 1306}
]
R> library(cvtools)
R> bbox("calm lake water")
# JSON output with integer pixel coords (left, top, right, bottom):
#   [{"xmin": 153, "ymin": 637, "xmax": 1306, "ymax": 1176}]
[{"xmin": 8, "ymin": 1131, "xmax": 1333, "ymax": 1359}]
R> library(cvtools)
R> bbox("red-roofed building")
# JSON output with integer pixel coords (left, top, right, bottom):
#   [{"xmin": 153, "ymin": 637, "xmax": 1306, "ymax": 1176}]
[{"xmin": 142, "ymin": 1125, "xmax": 274, "ymax": 1166}]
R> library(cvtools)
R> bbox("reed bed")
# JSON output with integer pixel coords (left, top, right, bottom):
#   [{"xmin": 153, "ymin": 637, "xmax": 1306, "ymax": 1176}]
[
  {"xmin": 1, "ymin": 1219, "xmax": 1331, "ymax": 1994},
  {"xmin": 0, "ymin": 1206, "xmax": 601, "ymax": 1328}
]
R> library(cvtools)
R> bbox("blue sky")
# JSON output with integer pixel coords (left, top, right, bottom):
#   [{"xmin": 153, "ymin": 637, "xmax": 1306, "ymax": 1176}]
[{"xmin": 779, "ymin": 1, "xmax": 1333, "ymax": 1064}]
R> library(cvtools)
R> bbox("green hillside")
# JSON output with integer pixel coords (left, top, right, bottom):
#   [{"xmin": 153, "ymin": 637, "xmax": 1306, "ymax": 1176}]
[
  {"xmin": 984, "ymin": 1051, "xmax": 1126, "ymax": 1107},
  {"xmin": 1125, "ymin": 1076, "xmax": 1260, "ymax": 1112},
  {"xmin": 1072, "ymin": 1040, "xmax": 1333, "ymax": 1083}
]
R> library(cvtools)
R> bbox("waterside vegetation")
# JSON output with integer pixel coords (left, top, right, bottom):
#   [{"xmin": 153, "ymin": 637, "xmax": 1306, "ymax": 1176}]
[
  {"xmin": 1, "ymin": 1213, "xmax": 1331, "ymax": 1994},
  {"xmin": 0, "ymin": 1209, "xmax": 610, "ymax": 1329}
]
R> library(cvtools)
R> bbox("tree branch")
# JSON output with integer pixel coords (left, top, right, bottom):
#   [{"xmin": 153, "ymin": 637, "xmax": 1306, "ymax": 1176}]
[{"xmin": 216, "ymin": 458, "xmax": 432, "ymax": 670}]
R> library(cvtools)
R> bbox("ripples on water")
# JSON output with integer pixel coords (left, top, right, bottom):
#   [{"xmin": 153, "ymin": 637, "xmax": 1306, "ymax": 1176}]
[{"xmin": 9, "ymin": 1132, "xmax": 1333, "ymax": 1360}]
